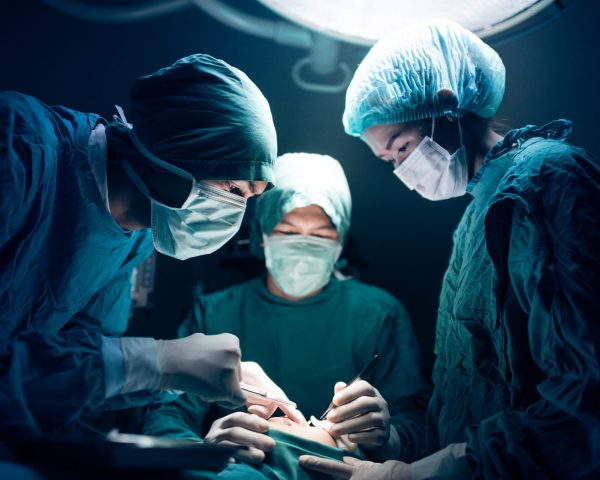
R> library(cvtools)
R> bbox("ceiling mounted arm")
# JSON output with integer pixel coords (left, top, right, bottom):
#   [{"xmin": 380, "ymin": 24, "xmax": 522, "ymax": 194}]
[
  {"xmin": 191, "ymin": 0, "xmax": 311, "ymax": 48},
  {"xmin": 40, "ymin": 0, "xmax": 354, "ymax": 93}
]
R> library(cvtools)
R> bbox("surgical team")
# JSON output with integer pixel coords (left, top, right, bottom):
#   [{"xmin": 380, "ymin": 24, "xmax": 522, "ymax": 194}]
[{"xmin": 0, "ymin": 18, "xmax": 598, "ymax": 480}]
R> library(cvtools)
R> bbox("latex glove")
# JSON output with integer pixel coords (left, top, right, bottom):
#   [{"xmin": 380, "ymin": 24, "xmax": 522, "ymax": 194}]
[
  {"xmin": 241, "ymin": 361, "xmax": 307, "ymax": 425},
  {"xmin": 204, "ymin": 412, "xmax": 276, "ymax": 464},
  {"xmin": 157, "ymin": 333, "xmax": 245, "ymax": 409},
  {"xmin": 299, "ymin": 455, "xmax": 409, "ymax": 480},
  {"xmin": 299, "ymin": 443, "xmax": 470, "ymax": 480},
  {"xmin": 327, "ymin": 380, "xmax": 398, "ymax": 457}
]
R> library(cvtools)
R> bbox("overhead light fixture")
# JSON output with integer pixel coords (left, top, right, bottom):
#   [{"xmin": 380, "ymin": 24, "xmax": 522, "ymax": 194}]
[
  {"xmin": 256, "ymin": 0, "xmax": 577, "ymax": 45},
  {"xmin": 41, "ymin": 0, "xmax": 578, "ymax": 93}
]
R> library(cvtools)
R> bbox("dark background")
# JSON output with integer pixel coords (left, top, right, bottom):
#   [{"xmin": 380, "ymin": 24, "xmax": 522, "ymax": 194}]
[{"xmin": 1, "ymin": 0, "xmax": 599, "ymax": 374}]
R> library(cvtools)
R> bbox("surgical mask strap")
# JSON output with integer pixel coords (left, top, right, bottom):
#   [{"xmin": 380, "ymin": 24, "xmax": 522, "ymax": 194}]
[
  {"xmin": 457, "ymin": 117, "xmax": 464, "ymax": 147},
  {"xmin": 430, "ymin": 115, "xmax": 464, "ymax": 149},
  {"xmin": 121, "ymin": 159, "xmax": 151, "ymax": 199},
  {"xmin": 113, "ymin": 105, "xmax": 195, "ymax": 183},
  {"xmin": 113, "ymin": 105, "xmax": 147, "ymax": 197}
]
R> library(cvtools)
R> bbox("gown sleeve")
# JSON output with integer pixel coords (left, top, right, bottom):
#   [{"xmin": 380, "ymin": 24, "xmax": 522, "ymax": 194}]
[
  {"xmin": 0, "ymin": 321, "xmax": 107, "ymax": 436},
  {"xmin": 0, "ymin": 92, "xmax": 169, "ymax": 436},
  {"xmin": 0, "ymin": 92, "xmax": 107, "ymax": 436},
  {"xmin": 77, "ymin": 271, "xmax": 177, "ymax": 411}
]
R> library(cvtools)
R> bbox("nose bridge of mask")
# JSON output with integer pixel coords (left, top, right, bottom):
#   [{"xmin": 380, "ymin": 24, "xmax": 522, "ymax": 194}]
[
  {"xmin": 265, "ymin": 233, "xmax": 340, "ymax": 250},
  {"xmin": 263, "ymin": 233, "xmax": 342, "ymax": 262},
  {"xmin": 194, "ymin": 181, "xmax": 247, "ymax": 211},
  {"xmin": 114, "ymin": 105, "xmax": 197, "ymax": 210}
]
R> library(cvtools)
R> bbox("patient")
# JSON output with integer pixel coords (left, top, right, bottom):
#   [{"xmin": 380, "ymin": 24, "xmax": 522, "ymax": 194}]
[
  {"xmin": 267, "ymin": 417, "xmax": 337, "ymax": 448},
  {"xmin": 264, "ymin": 417, "xmax": 362, "ymax": 480}
]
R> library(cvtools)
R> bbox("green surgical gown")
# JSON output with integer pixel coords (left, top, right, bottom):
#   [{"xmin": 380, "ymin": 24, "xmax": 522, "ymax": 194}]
[
  {"xmin": 142, "ymin": 276, "xmax": 429, "ymax": 462},
  {"xmin": 427, "ymin": 120, "xmax": 600, "ymax": 478}
]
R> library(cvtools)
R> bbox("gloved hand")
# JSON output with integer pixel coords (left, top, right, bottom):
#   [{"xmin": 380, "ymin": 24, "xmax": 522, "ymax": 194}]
[
  {"xmin": 326, "ymin": 380, "xmax": 399, "ymax": 458},
  {"xmin": 300, "ymin": 455, "xmax": 409, "ymax": 479},
  {"xmin": 204, "ymin": 412, "xmax": 276, "ymax": 464},
  {"xmin": 241, "ymin": 361, "xmax": 306, "ymax": 425},
  {"xmin": 300, "ymin": 443, "xmax": 471, "ymax": 480},
  {"xmin": 157, "ymin": 333, "xmax": 245, "ymax": 409}
]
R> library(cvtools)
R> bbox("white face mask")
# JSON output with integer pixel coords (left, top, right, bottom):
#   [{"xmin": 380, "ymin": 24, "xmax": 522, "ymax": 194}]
[
  {"xmin": 114, "ymin": 106, "xmax": 246, "ymax": 260},
  {"xmin": 263, "ymin": 234, "xmax": 342, "ymax": 299},
  {"xmin": 393, "ymin": 117, "xmax": 468, "ymax": 201}
]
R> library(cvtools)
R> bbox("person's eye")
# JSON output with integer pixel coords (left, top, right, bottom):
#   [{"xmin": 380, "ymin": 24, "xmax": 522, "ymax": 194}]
[
  {"xmin": 227, "ymin": 182, "xmax": 245, "ymax": 197},
  {"xmin": 392, "ymin": 141, "xmax": 412, "ymax": 165},
  {"xmin": 312, "ymin": 233, "xmax": 337, "ymax": 240}
]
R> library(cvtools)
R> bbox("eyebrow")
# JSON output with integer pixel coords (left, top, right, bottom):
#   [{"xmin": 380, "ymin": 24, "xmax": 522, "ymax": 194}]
[
  {"xmin": 279, "ymin": 220, "xmax": 335, "ymax": 230},
  {"xmin": 385, "ymin": 128, "xmax": 406, "ymax": 151}
]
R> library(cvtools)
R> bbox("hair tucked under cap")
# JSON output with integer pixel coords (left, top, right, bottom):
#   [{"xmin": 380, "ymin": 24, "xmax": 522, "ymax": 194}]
[
  {"xmin": 106, "ymin": 54, "xmax": 277, "ymax": 182},
  {"xmin": 343, "ymin": 19, "xmax": 505, "ymax": 137},
  {"xmin": 250, "ymin": 152, "xmax": 352, "ymax": 258}
]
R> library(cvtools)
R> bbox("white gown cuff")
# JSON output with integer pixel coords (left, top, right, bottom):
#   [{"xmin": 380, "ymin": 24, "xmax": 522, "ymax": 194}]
[
  {"xmin": 101, "ymin": 336, "xmax": 125, "ymax": 399},
  {"xmin": 120, "ymin": 337, "xmax": 161, "ymax": 394}
]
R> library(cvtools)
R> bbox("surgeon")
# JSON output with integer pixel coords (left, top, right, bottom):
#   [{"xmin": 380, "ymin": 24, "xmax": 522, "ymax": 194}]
[
  {"xmin": 0, "ymin": 54, "xmax": 284, "ymax": 438},
  {"xmin": 300, "ymin": 19, "xmax": 600, "ymax": 479},
  {"xmin": 142, "ymin": 152, "xmax": 429, "ymax": 466}
]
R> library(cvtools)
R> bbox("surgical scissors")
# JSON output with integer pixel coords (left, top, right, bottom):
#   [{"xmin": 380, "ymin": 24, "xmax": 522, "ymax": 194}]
[{"xmin": 240, "ymin": 382, "xmax": 297, "ymax": 409}]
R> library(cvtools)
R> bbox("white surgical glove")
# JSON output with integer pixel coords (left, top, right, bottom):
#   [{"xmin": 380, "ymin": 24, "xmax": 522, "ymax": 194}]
[
  {"xmin": 327, "ymin": 380, "xmax": 400, "ymax": 459},
  {"xmin": 119, "ymin": 333, "xmax": 245, "ymax": 409},
  {"xmin": 158, "ymin": 333, "xmax": 245, "ymax": 409},
  {"xmin": 300, "ymin": 455, "xmax": 409, "ymax": 479},
  {"xmin": 204, "ymin": 412, "xmax": 276, "ymax": 464},
  {"xmin": 242, "ymin": 361, "xmax": 306, "ymax": 425},
  {"xmin": 300, "ymin": 443, "xmax": 471, "ymax": 480}
]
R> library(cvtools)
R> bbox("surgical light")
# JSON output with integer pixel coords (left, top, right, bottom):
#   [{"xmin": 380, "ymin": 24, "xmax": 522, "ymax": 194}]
[{"xmin": 256, "ymin": 0, "xmax": 576, "ymax": 45}]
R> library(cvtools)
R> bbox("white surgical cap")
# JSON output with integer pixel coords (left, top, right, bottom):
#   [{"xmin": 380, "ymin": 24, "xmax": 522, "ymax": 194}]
[
  {"xmin": 343, "ymin": 19, "xmax": 505, "ymax": 137},
  {"xmin": 251, "ymin": 153, "xmax": 352, "ymax": 256}
]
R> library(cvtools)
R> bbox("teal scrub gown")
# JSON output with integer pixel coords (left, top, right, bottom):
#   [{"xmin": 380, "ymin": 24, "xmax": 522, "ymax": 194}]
[{"xmin": 143, "ymin": 276, "xmax": 429, "ymax": 462}]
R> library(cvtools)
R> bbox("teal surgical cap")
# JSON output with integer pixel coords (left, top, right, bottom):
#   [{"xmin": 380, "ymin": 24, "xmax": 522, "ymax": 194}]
[
  {"xmin": 251, "ymin": 153, "xmax": 352, "ymax": 256},
  {"xmin": 343, "ymin": 19, "xmax": 505, "ymax": 137},
  {"xmin": 106, "ymin": 54, "xmax": 277, "ymax": 182}
]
